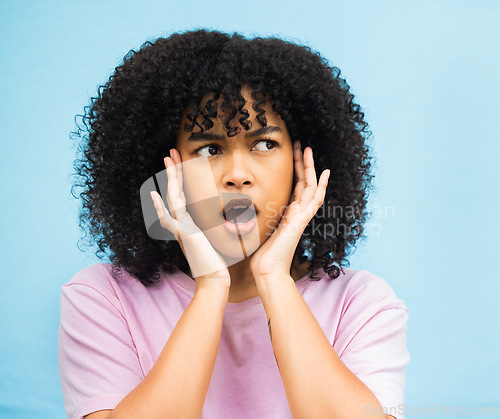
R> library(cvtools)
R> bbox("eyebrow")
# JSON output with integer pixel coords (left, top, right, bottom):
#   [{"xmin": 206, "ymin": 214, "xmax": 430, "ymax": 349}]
[{"xmin": 187, "ymin": 126, "xmax": 283, "ymax": 142}]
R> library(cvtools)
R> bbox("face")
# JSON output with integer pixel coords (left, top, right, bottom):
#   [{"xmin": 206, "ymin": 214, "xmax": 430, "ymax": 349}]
[{"xmin": 175, "ymin": 86, "xmax": 294, "ymax": 263}]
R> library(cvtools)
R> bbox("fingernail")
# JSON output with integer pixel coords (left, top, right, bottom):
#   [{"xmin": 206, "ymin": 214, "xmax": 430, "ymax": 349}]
[
  {"xmin": 293, "ymin": 141, "xmax": 300, "ymax": 150},
  {"xmin": 169, "ymin": 149, "xmax": 174, "ymax": 158}
]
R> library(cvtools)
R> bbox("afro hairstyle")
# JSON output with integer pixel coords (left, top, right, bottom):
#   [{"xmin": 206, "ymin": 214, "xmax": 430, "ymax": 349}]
[{"xmin": 70, "ymin": 29, "xmax": 375, "ymax": 286}]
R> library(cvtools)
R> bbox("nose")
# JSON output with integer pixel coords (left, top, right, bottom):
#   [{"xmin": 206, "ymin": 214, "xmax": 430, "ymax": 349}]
[{"xmin": 221, "ymin": 150, "xmax": 254, "ymax": 189}]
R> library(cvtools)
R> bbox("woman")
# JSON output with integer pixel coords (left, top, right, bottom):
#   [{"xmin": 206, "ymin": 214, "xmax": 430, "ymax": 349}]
[{"xmin": 59, "ymin": 29, "xmax": 409, "ymax": 418}]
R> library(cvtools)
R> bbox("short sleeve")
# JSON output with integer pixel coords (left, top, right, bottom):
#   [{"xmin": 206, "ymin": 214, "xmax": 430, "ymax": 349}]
[
  {"xmin": 58, "ymin": 283, "xmax": 144, "ymax": 419},
  {"xmin": 339, "ymin": 306, "xmax": 410, "ymax": 419}
]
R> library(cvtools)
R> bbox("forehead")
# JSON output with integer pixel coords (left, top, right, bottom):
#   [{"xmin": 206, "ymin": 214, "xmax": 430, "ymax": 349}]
[{"xmin": 177, "ymin": 87, "xmax": 285, "ymax": 137}]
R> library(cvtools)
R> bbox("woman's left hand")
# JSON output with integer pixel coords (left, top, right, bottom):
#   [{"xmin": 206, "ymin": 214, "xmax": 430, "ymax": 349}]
[{"xmin": 250, "ymin": 142, "xmax": 330, "ymax": 282}]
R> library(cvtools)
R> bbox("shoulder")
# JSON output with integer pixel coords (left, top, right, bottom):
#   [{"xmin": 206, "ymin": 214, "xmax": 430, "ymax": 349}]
[
  {"xmin": 339, "ymin": 268, "xmax": 407, "ymax": 313},
  {"xmin": 65, "ymin": 263, "xmax": 114, "ymax": 285},
  {"xmin": 302, "ymin": 266, "xmax": 409, "ymax": 340},
  {"xmin": 60, "ymin": 263, "xmax": 185, "ymax": 315},
  {"xmin": 63, "ymin": 263, "xmax": 117, "ymax": 292},
  {"xmin": 61, "ymin": 263, "xmax": 129, "ymax": 311},
  {"xmin": 305, "ymin": 266, "xmax": 407, "ymax": 312}
]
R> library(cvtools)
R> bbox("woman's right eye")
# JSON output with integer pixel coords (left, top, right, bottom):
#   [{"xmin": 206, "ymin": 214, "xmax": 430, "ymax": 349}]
[{"xmin": 196, "ymin": 144, "xmax": 220, "ymax": 157}]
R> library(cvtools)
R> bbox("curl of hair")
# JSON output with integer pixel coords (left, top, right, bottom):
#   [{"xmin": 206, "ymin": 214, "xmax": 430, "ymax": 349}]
[{"xmin": 70, "ymin": 29, "xmax": 375, "ymax": 286}]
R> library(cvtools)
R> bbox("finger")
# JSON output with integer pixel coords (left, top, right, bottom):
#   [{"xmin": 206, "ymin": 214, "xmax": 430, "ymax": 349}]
[
  {"xmin": 291, "ymin": 141, "xmax": 305, "ymax": 202},
  {"xmin": 152, "ymin": 186, "xmax": 200, "ymax": 243},
  {"xmin": 298, "ymin": 168, "xmax": 330, "ymax": 223},
  {"xmin": 170, "ymin": 148, "xmax": 184, "ymax": 192},
  {"xmin": 164, "ymin": 156, "xmax": 188, "ymax": 221},
  {"xmin": 300, "ymin": 147, "xmax": 318, "ymax": 204},
  {"xmin": 170, "ymin": 149, "xmax": 188, "ymax": 211},
  {"xmin": 163, "ymin": 157, "xmax": 176, "ymax": 218},
  {"xmin": 309, "ymin": 169, "xmax": 330, "ymax": 215},
  {"xmin": 150, "ymin": 190, "xmax": 181, "ymax": 240}
]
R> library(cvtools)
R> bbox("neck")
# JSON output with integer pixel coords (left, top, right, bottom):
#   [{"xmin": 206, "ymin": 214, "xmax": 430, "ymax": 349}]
[
  {"xmin": 227, "ymin": 257, "xmax": 255, "ymax": 288},
  {"xmin": 185, "ymin": 258, "xmax": 310, "ymax": 303}
]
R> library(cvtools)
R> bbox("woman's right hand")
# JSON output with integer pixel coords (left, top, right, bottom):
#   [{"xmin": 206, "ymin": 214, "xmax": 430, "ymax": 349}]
[{"xmin": 150, "ymin": 148, "xmax": 231, "ymax": 293}]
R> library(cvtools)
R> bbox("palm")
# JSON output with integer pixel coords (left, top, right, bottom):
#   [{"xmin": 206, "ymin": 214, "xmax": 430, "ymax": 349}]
[
  {"xmin": 250, "ymin": 144, "xmax": 330, "ymax": 280},
  {"xmin": 151, "ymin": 149, "xmax": 231, "ymax": 289}
]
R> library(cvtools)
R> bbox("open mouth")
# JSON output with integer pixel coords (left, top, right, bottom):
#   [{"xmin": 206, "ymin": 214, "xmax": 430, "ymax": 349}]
[{"xmin": 222, "ymin": 197, "xmax": 257, "ymax": 225}]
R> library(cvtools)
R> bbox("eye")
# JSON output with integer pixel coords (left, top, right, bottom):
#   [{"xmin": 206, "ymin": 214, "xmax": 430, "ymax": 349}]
[
  {"xmin": 195, "ymin": 144, "xmax": 221, "ymax": 157},
  {"xmin": 194, "ymin": 139, "xmax": 279, "ymax": 157},
  {"xmin": 253, "ymin": 139, "xmax": 279, "ymax": 151}
]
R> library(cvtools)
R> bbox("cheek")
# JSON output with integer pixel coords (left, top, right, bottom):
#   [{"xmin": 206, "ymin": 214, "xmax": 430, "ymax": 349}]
[
  {"xmin": 179, "ymin": 163, "xmax": 223, "ymax": 230},
  {"xmin": 182, "ymin": 161, "xmax": 219, "ymax": 204},
  {"xmin": 261, "ymin": 159, "xmax": 294, "ymax": 223},
  {"xmin": 259, "ymin": 201, "xmax": 284, "ymax": 237},
  {"xmin": 282, "ymin": 156, "xmax": 295, "ymax": 198},
  {"xmin": 272, "ymin": 158, "xmax": 293, "ymax": 194}
]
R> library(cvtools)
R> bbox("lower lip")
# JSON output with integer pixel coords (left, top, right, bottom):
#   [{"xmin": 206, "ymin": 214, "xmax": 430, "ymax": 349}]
[{"xmin": 222, "ymin": 214, "xmax": 258, "ymax": 236}]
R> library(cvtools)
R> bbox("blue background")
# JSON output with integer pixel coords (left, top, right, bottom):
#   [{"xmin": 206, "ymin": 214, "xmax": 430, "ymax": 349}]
[{"xmin": 1, "ymin": 0, "xmax": 499, "ymax": 417}]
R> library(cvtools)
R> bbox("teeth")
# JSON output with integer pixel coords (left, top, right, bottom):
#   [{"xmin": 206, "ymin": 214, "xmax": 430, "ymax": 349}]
[{"xmin": 232, "ymin": 205, "xmax": 249, "ymax": 209}]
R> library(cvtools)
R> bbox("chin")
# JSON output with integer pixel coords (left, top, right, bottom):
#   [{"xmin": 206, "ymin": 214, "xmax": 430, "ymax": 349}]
[{"xmin": 203, "ymin": 224, "xmax": 262, "ymax": 265}]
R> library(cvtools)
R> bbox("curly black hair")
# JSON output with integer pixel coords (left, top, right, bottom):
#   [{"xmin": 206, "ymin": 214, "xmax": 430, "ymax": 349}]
[{"xmin": 70, "ymin": 29, "xmax": 375, "ymax": 287}]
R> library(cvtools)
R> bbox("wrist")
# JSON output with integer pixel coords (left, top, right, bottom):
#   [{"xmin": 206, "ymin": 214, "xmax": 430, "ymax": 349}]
[
  {"xmin": 255, "ymin": 273, "xmax": 295, "ymax": 306},
  {"xmin": 194, "ymin": 284, "xmax": 229, "ymax": 306}
]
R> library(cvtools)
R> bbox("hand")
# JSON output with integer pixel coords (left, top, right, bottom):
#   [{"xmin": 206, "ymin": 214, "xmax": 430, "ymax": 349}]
[
  {"xmin": 250, "ymin": 142, "xmax": 330, "ymax": 282},
  {"xmin": 150, "ymin": 149, "xmax": 231, "ymax": 292}
]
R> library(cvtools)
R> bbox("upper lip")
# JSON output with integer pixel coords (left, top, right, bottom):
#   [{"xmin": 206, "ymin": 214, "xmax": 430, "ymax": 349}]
[{"xmin": 222, "ymin": 194, "xmax": 257, "ymax": 215}]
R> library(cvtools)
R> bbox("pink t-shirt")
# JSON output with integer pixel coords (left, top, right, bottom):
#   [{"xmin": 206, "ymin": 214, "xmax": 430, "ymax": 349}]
[{"xmin": 58, "ymin": 263, "xmax": 410, "ymax": 419}]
